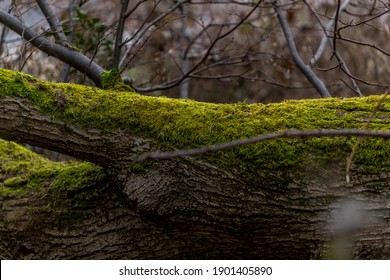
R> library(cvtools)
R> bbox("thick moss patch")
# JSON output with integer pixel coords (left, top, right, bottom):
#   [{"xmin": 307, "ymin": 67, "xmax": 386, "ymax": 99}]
[
  {"xmin": 0, "ymin": 139, "xmax": 108, "ymax": 231},
  {"xmin": 0, "ymin": 139, "xmax": 104, "ymax": 198},
  {"xmin": 1, "ymin": 68, "xmax": 390, "ymax": 186}
]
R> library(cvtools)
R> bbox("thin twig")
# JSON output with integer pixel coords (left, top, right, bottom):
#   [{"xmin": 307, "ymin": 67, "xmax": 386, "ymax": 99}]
[
  {"xmin": 346, "ymin": 90, "xmax": 389, "ymax": 183},
  {"xmin": 179, "ymin": 2, "xmax": 190, "ymax": 98},
  {"xmin": 340, "ymin": 68, "xmax": 390, "ymax": 88},
  {"xmin": 60, "ymin": 0, "xmax": 77, "ymax": 83},
  {"xmin": 0, "ymin": 9, "xmax": 104, "ymax": 86},
  {"xmin": 132, "ymin": 128, "xmax": 390, "ymax": 163},
  {"xmin": 332, "ymin": 0, "xmax": 341, "ymax": 59},
  {"xmin": 309, "ymin": 0, "xmax": 352, "ymax": 66},
  {"xmin": 36, "ymin": 0, "xmax": 67, "ymax": 42},
  {"xmin": 119, "ymin": 16, "xmax": 180, "ymax": 76},
  {"xmin": 135, "ymin": 0, "xmax": 262, "ymax": 92},
  {"xmin": 304, "ymin": 0, "xmax": 362, "ymax": 97},
  {"xmin": 111, "ymin": 0, "xmax": 130, "ymax": 69},
  {"xmin": 332, "ymin": 36, "xmax": 390, "ymax": 57},
  {"xmin": 272, "ymin": 0, "xmax": 331, "ymax": 98},
  {"xmin": 119, "ymin": 0, "xmax": 184, "ymax": 69},
  {"xmin": 0, "ymin": 3, "xmax": 12, "ymax": 57},
  {"xmin": 338, "ymin": 9, "xmax": 390, "ymax": 32}
]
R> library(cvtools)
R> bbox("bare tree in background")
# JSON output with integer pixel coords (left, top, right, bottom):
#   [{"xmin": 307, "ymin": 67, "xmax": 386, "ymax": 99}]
[{"xmin": 0, "ymin": 0, "xmax": 389, "ymax": 101}]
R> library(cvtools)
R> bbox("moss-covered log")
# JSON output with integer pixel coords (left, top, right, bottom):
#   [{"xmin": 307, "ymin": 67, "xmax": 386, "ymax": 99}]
[{"xmin": 1, "ymin": 68, "xmax": 390, "ymax": 259}]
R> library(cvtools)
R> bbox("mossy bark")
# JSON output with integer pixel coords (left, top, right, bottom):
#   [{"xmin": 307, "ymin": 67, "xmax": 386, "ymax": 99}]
[{"xmin": 1, "ymin": 69, "xmax": 390, "ymax": 259}]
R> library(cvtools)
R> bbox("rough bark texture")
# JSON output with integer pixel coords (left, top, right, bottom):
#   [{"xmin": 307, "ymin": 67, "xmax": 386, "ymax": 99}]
[{"xmin": 1, "ymin": 69, "xmax": 390, "ymax": 259}]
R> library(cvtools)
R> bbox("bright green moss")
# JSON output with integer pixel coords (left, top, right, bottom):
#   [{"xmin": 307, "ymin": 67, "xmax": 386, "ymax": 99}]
[
  {"xmin": 1, "ymin": 68, "xmax": 390, "ymax": 188},
  {"xmin": 0, "ymin": 138, "xmax": 106, "ymax": 230},
  {"xmin": 3, "ymin": 176, "xmax": 27, "ymax": 188},
  {"xmin": 101, "ymin": 68, "xmax": 120, "ymax": 89},
  {"xmin": 0, "ymin": 139, "xmax": 104, "ymax": 198},
  {"xmin": 51, "ymin": 161, "xmax": 106, "ymax": 192},
  {"xmin": 100, "ymin": 68, "xmax": 134, "ymax": 91}
]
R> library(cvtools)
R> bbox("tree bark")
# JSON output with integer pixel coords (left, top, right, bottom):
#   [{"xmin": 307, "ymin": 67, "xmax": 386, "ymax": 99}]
[{"xmin": 1, "ymin": 69, "xmax": 390, "ymax": 259}]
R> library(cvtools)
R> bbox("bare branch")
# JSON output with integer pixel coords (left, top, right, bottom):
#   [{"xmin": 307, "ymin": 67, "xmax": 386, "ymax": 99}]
[
  {"xmin": 133, "ymin": 128, "xmax": 390, "ymax": 163},
  {"xmin": 0, "ymin": 9, "xmax": 104, "ymax": 87},
  {"xmin": 135, "ymin": 0, "xmax": 262, "ymax": 93},
  {"xmin": 60, "ymin": 0, "xmax": 77, "ymax": 83},
  {"xmin": 272, "ymin": 0, "xmax": 331, "ymax": 98},
  {"xmin": 119, "ymin": 0, "xmax": 187, "ymax": 69},
  {"xmin": 0, "ymin": 3, "xmax": 12, "ymax": 57},
  {"xmin": 333, "ymin": 36, "xmax": 390, "ymax": 57},
  {"xmin": 303, "ymin": 0, "xmax": 363, "ymax": 97},
  {"xmin": 309, "ymin": 0, "xmax": 352, "ymax": 66},
  {"xmin": 124, "ymin": 0, "xmax": 149, "ymax": 19},
  {"xmin": 332, "ymin": 0, "xmax": 341, "ymax": 58},
  {"xmin": 119, "ymin": 15, "xmax": 180, "ymax": 76},
  {"xmin": 36, "ymin": 0, "xmax": 67, "ymax": 42},
  {"xmin": 338, "ymin": 9, "xmax": 390, "ymax": 32},
  {"xmin": 179, "ymin": 3, "xmax": 190, "ymax": 98},
  {"xmin": 111, "ymin": 0, "xmax": 130, "ymax": 69},
  {"xmin": 339, "ymin": 68, "xmax": 390, "ymax": 88}
]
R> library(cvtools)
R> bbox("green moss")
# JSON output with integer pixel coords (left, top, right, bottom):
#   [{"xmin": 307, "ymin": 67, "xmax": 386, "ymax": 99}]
[
  {"xmin": 51, "ymin": 161, "xmax": 105, "ymax": 192},
  {"xmin": 0, "ymin": 139, "xmax": 105, "ymax": 198},
  {"xmin": 0, "ymin": 138, "xmax": 107, "ymax": 229},
  {"xmin": 100, "ymin": 68, "xmax": 134, "ymax": 91},
  {"xmin": 101, "ymin": 68, "xmax": 120, "ymax": 89},
  {"xmin": 0, "ymin": 140, "xmax": 54, "ymax": 195},
  {"xmin": 1, "ymin": 68, "xmax": 390, "ymax": 187},
  {"xmin": 3, "ymin": 176, "xmax": 27, "ymax": 188}
]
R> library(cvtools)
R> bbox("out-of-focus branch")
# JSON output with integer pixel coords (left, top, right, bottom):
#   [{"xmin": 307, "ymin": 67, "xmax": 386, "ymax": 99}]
[
  {"xmin": 134, "ymin": 0, "xmax": 262, "ymax": 93},
  {"xmin": 309, "ymin": 0, "xmax": 352, "ymax": 66},
  {"xmin": 0, "ymin": 3, "xmax": 11, "ymax": 57},
  {"xmin": 179, "ymin": 2, "xmax": 189, "ymax": 98},
  {"xmin": 119, "ymin": 0, "xmax": 186, "ymax": 69},
  {"xmin": 0, "ymin": 9, "xmax": 104, "ymax": 87},
  {"xmin": 339, "ymin": 68, "xmax": 390, "ymax": 88},
  {"xmin": 332, "ymin": 0, "xmax": 341, "ymax": 58},
  {"xmin": 60, "ymin": 0, "xmax": 77, "ymax": 83},
  {"xmin": 111, "ymin": 0, "xmax": 130, "ymax": 69},
  {"xmin": 124, "ymin": 0, "xmax": 148, "ymax": 19},
  {"xmin": 334, "ymin": 36, "xmax": 390, "ymax": 57},
  {"xmin": 304, "ymin": 0, "xmax": 362, "ymax": 97},
  {"xmin": 338, "ymin": 9, "xmax": 390, "ymax": 32},
  {"xmin": 36, "ymin": 0, "xmax": 67, "ymax": 42},
  {"xmin": 272, "ymin": 0, "xmax": 331, "ymax": 98}
]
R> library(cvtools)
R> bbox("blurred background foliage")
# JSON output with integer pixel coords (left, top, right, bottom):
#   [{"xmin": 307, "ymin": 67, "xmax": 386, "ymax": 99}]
[{"xmin": 0, "ymin": 0, "xmax": 389, "ymax": 103}]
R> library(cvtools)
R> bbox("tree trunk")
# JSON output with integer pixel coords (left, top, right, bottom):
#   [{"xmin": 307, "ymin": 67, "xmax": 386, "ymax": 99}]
[{"xmin": 1, "ymin": 68, "xmax": 390, "ymax": 259}]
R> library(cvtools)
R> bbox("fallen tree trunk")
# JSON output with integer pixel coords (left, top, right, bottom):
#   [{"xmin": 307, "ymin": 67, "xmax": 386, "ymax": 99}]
[{"xmin": 1, "ymin": 68, "xmax": 390, "ymax": 259}]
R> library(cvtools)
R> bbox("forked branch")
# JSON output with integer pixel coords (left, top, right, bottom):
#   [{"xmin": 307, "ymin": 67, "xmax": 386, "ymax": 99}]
[
  {"xmin": 272, "ymin": 0, "xmax": 331, "ymax": 98},
  {"xmin": 0, "ymin": 9, "xmax": 104, "ymax": 86},
  {"xmin": 36, "ymin": 0, "xmax": 68, "ymax": 42}
]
